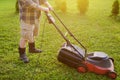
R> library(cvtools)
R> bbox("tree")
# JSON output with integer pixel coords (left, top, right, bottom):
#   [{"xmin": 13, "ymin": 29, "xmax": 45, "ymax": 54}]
[
  {"xmin": 110, "ymin": 0, "xmax": 119, "ymax": 17},
  {"xmin": 77, "ymin": 0, "xmax": 89, "ymax": 15}
]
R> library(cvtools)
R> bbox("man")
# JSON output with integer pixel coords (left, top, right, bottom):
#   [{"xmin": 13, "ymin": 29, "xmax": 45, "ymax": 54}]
[{"xmin": 18, "ymin": 0, "xmax": 53, "ymax": 63}]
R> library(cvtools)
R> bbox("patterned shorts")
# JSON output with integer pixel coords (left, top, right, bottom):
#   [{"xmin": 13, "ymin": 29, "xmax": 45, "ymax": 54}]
[{"xmin": 20, "ymin": 20, "xmax": 40, "ymax": 42}]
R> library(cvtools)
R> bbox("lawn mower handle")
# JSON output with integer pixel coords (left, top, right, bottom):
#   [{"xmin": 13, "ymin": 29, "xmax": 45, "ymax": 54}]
[
  {"xmin": 52, "ymin": 11, "xmax": 87, "ymax": 54},
  {"xmin": 46, "ymin": 13, "xmax": 71, "ymax": 45},
  {"xmin": 46, "ymin": 12, "xmax": 87, "ymax": 58}
]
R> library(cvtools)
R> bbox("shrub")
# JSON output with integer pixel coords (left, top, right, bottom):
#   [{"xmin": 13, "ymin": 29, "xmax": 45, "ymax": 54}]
[
  {"xmin": 54, "ymin": 0, "xmax": 67, "ymax": 13},
  {"xmin": 15, "ymin": 0, "xmax": 19, "ymax": 13},
  {"xmin": 77, "ymin": 0, "xmax": 89, "ymax": 15},
  {"xmin": 110, "ymin": 0, "xmax": 119, "ymax": 17}
]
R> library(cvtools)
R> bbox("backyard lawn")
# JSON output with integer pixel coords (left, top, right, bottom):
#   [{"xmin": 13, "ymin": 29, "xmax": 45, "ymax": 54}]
[{"xmin": 0, "ymin": 0, "xmax": 120, "ymax": 80}]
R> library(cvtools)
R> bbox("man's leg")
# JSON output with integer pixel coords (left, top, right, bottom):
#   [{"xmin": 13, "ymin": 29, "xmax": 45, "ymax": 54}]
[
  {"xmin": 28, "ymin": 19, "xmax": 42, "ymax": 53},
  {"xmin": 19, "ymin": 38, "xmax": 29, "ymax": 63},
  {"xmin": 18, "ymin": 20, "xmax": 32, "ymax": 63},
  {"xmin": 19, "ymin": 38, "xmax": 27, "ymax": 48}
]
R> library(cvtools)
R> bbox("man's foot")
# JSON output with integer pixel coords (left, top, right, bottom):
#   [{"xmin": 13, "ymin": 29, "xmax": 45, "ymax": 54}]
[
  {"xmin": 20, "ymin": 53, "xmax": 29, "ymax": 63},
  {"xmin": 19, "ymin": 47, "xmax": 29, "ymax": 63},
  {"xmin": 29, "ymin": 42, "xmax": 42, "ymax": 53},
  {"xmin": 29, "ymin": 48, "xmax": 42, "ymax": 53}
]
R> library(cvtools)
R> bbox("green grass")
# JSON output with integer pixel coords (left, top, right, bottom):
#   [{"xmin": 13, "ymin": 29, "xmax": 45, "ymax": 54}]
[{"xmin": 0, "ymin": 0, "xmax": 120, "ymax": 80}]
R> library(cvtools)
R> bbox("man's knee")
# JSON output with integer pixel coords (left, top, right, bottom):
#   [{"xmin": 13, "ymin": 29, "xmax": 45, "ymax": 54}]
[{"xmin": 21, "ymin": 30, "xmax": 34, "ymax": 42}]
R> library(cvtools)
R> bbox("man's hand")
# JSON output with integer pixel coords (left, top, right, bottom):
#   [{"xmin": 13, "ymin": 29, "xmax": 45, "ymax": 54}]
[
  {"xmin": 44, "ymin": 1, "xmax": 54, "ymax": 11},
  {"xmin": 48, "ymin": 5, "xmax": 54, "ymax": 11},
  {"xmin": 41, "ymin": 7, "xmax": 49, "ymax": 13},
  {"xmin": 38, "ymin": 5, "xmax": 49, "ymax": 12}
]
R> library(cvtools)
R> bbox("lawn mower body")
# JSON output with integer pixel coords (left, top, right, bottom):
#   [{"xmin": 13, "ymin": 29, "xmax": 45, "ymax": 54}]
[
  {"xmin": 58, "ymin": 43, "xmax": 85, "ymax": 68},
  {"xmin": 86, "ymin": 52, "xmax": 114, "ymax": 75},
  {"xmin": 58, "ymin": 43, "xmax": 117, "ymax": 79}
]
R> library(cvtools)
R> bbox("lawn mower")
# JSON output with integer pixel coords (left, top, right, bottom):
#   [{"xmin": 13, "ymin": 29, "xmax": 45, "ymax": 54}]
[{"xmin": 46, "ymin": 11, "xmax": 117, "ymax": 79}]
